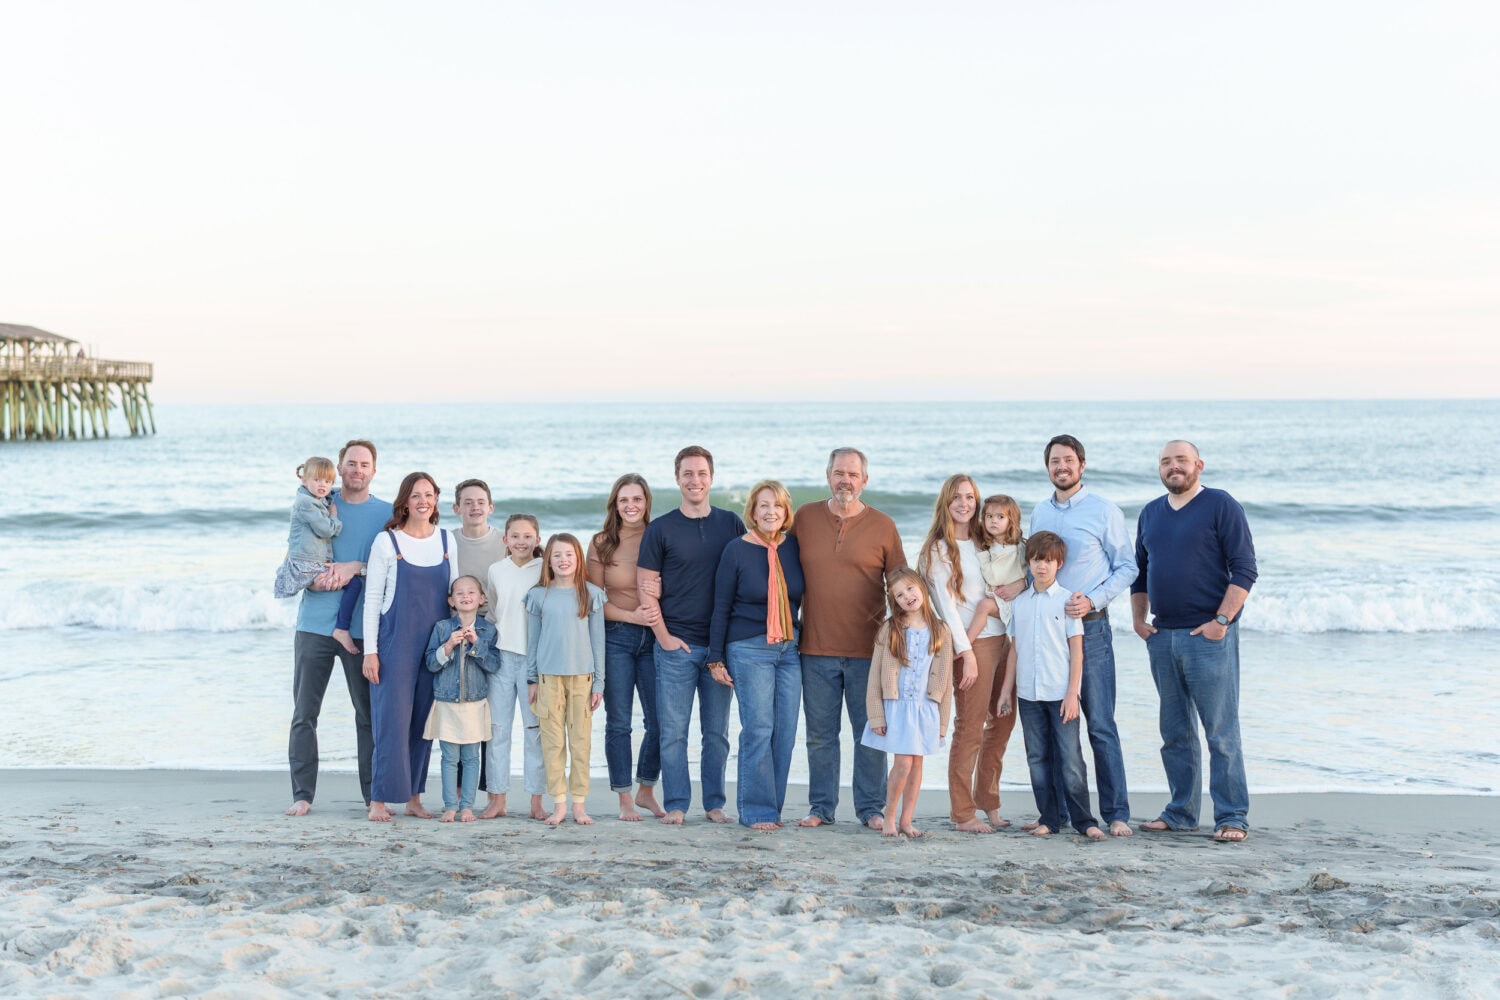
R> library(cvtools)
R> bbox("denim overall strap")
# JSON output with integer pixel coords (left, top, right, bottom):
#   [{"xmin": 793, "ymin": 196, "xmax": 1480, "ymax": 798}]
[{"xmin": 370, "ymin": 529, "xmax": 451, "ymax": 803}]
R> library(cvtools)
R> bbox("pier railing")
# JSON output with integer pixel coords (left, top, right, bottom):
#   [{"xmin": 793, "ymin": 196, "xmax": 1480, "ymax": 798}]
[{"xmin": 0, "ymin": 356, "xmax": 154, "ymax": 381}]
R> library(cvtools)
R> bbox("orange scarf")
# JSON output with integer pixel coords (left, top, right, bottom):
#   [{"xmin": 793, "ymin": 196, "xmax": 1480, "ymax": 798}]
[{"xmin": 742, "ymin": 531, "xmax": 795, "ymax": 644}]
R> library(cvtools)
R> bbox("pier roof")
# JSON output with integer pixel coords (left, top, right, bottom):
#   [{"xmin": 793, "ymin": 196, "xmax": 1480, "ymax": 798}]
[{"xmin": 0, "ymin": 324, "xmax": 78, "ymax": 345}]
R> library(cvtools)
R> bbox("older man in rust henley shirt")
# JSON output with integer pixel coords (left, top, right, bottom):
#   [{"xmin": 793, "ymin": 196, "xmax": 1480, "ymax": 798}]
[{"xmin": 789, "ymin": 447, "xmax": 906, "ymax": 830}]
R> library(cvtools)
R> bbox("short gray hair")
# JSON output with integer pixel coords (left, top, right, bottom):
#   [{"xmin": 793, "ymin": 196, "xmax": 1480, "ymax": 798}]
[{"xmin": 826, "ymin": 447, "xmax": 868, "ymax": 477}]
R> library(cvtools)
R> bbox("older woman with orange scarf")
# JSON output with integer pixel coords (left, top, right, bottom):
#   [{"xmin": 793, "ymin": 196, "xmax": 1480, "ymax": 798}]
[{"xmin": 706, "ymin": 480, "xmax": 805, "ymax": 830}]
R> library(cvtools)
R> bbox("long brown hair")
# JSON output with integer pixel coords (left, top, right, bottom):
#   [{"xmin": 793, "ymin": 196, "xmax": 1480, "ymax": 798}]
[
  {"xmin": 537, "ymin": 533, "xmax": 591, "ymax": 619},
  {"xmin": 917, "ymin": 474, "xmax": 980, "ymax": 598},
  {"xmin": 384, "ymin": 472, "xmax": 441, "ymax": 530},
  {"xmin": 977, "ymin": 494, "xmax": 1023, "ymax": 548},
  {"xmin": 884, "ymin": 568, "xmax": 946, "ymax": 663},
  {"xmin": 593, "ymin": 474, "xmax": 652, "ymax": 568}
]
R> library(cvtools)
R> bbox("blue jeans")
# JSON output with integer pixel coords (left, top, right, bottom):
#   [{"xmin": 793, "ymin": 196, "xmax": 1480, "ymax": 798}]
[
  {"xmin": 604, "ymin": 621, "xmax": 661, "ymax": 792},
  {"xmin": 654, "ymin": 642, "xmax": 733, "ymax": 816},
  {"xmin": 726, "ymin": 636, "xmax": 802, "ymax": 826},
  {"xmin": 801, "ymin": 654, "xmax": 887, "ymax": 824},
  {"xmin": 1018, "ymin": 698, "xmax": 1098, "ymax": 835},
  {"xmin": 484, "ymin": 650, "xmax": 546, "ymax": 796},
  {"xmin": 440, "ymin": 739, "xmax": 481, "ymax": 811},
  {"xmin": 1146, "ymin": 623, "xmax": 1248, "ymax": 831},
  {"xmin": 1077, "ymin": 616, "xmax": 1130, "ymax": 824}
]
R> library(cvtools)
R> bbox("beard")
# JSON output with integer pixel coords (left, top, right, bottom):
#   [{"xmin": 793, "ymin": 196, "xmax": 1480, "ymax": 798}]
[{"xmin": 1162, "ymin": 472, "xmax": 1198, "ymax": 495}]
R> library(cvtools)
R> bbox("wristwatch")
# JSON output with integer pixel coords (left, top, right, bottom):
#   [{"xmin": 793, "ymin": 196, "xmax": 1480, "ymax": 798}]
[{"xmin": 1214, "ymin": 614, "xmax": 1230, "ymax": 626}]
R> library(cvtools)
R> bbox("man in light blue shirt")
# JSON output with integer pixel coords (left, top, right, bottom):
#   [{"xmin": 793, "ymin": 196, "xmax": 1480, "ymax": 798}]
[
  {"xmin": 1022, "ymin": 434, "xmax": 1137, "ymax": 836},
  {"xmin": 286, "ymin": 439, "xmax": 393, "ymax": 816}
]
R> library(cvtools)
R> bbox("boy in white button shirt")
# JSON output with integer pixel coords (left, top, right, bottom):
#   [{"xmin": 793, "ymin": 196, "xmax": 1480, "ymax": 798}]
[{"xmin": 996, "ymin": 531, "xmax": 1105, "ymax": 840}]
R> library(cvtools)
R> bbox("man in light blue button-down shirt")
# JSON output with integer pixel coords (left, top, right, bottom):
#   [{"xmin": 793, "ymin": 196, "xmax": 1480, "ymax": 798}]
[{"xmin": 1022, "ymin": 434, "xmax": 1137, "ymax": 836}]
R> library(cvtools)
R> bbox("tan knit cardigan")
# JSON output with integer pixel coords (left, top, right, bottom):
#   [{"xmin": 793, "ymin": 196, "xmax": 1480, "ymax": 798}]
[{"xmin": 865, "ymin": 620, "xmax": 955, "ymax": 738}]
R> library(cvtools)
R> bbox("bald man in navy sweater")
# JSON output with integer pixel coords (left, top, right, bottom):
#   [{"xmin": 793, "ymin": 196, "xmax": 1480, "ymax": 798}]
[{"xmin": 1131, "ymin": 440, "xmax": 1257, "ymax": 843}]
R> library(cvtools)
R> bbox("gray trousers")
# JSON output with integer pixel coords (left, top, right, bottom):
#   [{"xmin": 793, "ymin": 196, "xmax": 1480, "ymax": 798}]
[{"xmin": 289, "ymin": 630, "xmax": 374, "ymax": 806}]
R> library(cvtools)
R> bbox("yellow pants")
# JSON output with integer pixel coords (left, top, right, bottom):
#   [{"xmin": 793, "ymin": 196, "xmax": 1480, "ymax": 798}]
[{"xmin": 533, "ymin": 673, "xmax": 593, "ymax": 801}]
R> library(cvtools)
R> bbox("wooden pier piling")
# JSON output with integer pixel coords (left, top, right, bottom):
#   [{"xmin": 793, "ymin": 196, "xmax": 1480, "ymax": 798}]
[{"xmin": 1, "ymin": 324, "xmax": 156, "ymax": 441}]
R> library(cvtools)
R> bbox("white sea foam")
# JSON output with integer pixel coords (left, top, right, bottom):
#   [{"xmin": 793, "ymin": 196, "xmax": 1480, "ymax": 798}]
[
  {"xmin": 3, "ymin": 579, "xmax": 1497, "ymax": 634},
  {"xmin": 0, "ymin": 582, "xmax": 297, "ymax": 632}
]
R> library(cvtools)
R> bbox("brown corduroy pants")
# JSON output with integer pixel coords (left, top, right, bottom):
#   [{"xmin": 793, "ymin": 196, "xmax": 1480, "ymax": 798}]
[{"xmin": 947, "ymin": 634, "xmax": 1017, "ymax": 823}]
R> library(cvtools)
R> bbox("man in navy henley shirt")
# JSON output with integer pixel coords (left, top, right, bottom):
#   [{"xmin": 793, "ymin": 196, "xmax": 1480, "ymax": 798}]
[{"xmin": 636, "ymin": 445, "xmax": 745, "ymax": 825}]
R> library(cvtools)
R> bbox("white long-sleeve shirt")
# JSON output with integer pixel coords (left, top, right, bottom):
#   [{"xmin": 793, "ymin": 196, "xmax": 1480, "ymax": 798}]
[
  {"xmin": 923, "ymin": 537, "xmax": 1004, "ymax": 656},
  {"xmin": 362, "ymin": 529, "xmax": 459, "ymax": 655}
]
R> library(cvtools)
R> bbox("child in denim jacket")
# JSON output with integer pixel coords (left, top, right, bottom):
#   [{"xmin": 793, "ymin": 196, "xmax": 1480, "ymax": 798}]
[
  {"xmin": 423, "ymin": 576, "xmax": 502, "ymax": 822},
  {"xmin": 273, "ymin": 457, "xmax": 343, "ymax": 599}
]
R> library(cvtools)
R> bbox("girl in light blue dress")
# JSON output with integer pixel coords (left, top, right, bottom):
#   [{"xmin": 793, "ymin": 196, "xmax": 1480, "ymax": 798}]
[{"xmin": 861, "ymin": 568, "xmax": 955, "ymax": 838}]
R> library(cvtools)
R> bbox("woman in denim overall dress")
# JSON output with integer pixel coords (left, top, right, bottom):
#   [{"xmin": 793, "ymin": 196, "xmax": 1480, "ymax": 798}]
[{"xmin": 361, "ymin": 472, "xmax": 457, "ymax": 822}]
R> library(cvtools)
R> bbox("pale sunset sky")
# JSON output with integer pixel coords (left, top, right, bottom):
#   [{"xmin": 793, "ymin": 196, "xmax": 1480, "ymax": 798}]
[{"xmin": 2, "ymin": 2, "xmax": 1496, "ymax": 402}]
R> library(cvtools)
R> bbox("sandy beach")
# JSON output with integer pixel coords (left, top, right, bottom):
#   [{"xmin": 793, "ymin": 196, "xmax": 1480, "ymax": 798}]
[{"xmin": 1, "ymin": 771, "xmax": 1496, "ymax": 997}]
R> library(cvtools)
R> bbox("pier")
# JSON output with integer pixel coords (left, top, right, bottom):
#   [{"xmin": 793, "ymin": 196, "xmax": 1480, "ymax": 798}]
[{"xmin": 1, "ymin": 324, "xmax": 156, "ymax": 441}]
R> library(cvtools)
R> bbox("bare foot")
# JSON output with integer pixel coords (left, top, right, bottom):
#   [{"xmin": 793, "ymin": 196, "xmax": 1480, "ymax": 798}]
[
  {"xmin": 954, "ymin": 818, "xmax": 996, "ymax": 834},
  {"xmin": 749, "ymin": 821, "xmax": 780, "ymax": 832},
  {"xmin": 618, "ymin": 792, "xmax": 642, "ymax": 822},
  {"xmin": 635, "ymin": 786, "xmax": 667, "ymax": 818},
  {"xmin": 545, "ymin": 804, "xmax": 567, "ymax": 827},
  {"xmin": 660, "ymin": 810, "xmax": 685, "ymax": 826},
  {"xmin": 1084, "ymin": 825, "xmax": 1107, "ymax": 840},
  {"xmin": 332, "ymin": 628, "xmax": 359, "ymax": 656},
  {"xmin": 530, "ymin": 795, "xmax": 548, "ymax": 821},
  {"xmin": 285, "ymin": 800, "xmax": 311, "ymax": 816},
  {"xmin": 1140, "ymin": 819, "xmax": 1173, "ymax": 832},
  {"xmin": 439, "ymin": 810, "xmax": 457, "ymax": 823},
  {"xmin": 865, "ymin": 815, "xmax": 885, "ymax": 831},
  {"xmin": 797, "ymin": 814, "xmax": 827, "ymax": 828},
  {"xmin": 405, "ymin": 798, "xmax": 434, "ymax": 819},
  {"xmin": 705, "ymin": 808, "xmax": 731, "ymax": 824},
  {"xmin": 367, "ymin": 802, "xmax": 394, "ymax": 823},
  {"xmin": 459, "ymin": 809, "xmax": 476, "ymax": 823},
  {"xmin": 478, "ymin": 795, "xmax": 506, "ymax": 820},
  {"xmin": 572, "ymin": 804, "xmax": 594, "ymax": 826},
  {"xmin": 1029, "ymin": 823, "xmax": 1054, "ymax": 837},
  {"xmin": 1109, "ymin": 820, "xmax": 1133, "ymax": 838},
  {"xmin": 1020, "ymin": 819, "xmax": 1041, "ymax": 831},
  {"xmin": 985, "ymin": 809, "xmax": 1012, "ymax": 828},
  {"xmin": 1214, "ymin": 826, "xmax": 1248, "ymax": 843},
  {"xmin": 881, "ymin": 822, "xmax": 900, "ymax": 838},
  {"xmin": 899, "ymin": 824, "xmax": 923, "ymax": 838}
]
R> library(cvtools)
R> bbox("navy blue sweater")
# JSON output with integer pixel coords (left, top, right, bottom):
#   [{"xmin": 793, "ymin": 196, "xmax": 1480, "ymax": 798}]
[
  {"xmin": 1131, "ymin": 488, "xmax": 1257, "ymax": 630},
  {"xmin": 708, "ymin": 535, "xmax": 805, "ymax": 663}
]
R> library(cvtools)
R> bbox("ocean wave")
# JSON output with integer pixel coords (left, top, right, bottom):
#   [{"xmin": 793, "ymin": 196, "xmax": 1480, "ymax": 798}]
[
  {"xmin": 1112, "ymin": 583, "xmax": 1500, "ymax": 634},
  {"xmin": 2, "ymin": 578, "xmax": 1497, "ymax": 635},
  {"xmin": 12, "ymin": 494, "xmax": 1490, "ymax": 537},
  {"xmin": 0, "ymin": 582, "xmax": 298, "ymax": 632}
]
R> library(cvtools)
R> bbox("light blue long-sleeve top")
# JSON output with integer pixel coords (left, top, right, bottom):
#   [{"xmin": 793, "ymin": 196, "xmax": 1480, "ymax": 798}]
[
  {"xmin": 523, "ymin": 583, "xmax": 607, "ymax": 692},
  {"xmin": 1028, "ymin": 484, "xmax": 1137, "ymax": 613}
]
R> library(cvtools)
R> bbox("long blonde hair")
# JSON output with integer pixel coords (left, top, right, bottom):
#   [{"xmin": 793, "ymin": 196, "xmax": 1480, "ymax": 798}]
[
  {"xmin": 917, "ymin": 474, "xmax": 981, "ymax": 598},
  {"xmin": 884, "ymin": 568, "xmax": 946, "ymax": 664}
]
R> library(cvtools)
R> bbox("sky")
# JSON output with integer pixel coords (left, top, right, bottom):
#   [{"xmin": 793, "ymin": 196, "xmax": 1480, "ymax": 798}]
[{"xmin": 2, "ymin": 1, "xmax": 1496, "ymax": 402}]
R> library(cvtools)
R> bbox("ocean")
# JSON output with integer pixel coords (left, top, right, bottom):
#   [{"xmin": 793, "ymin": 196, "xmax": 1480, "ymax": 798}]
[{"xmin": 2, "ymin": 399, "xmax": 1496, "ymax": 797}]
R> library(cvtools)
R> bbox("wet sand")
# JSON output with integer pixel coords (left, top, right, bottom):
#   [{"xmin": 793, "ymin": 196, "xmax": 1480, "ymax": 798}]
[{"xmin": 2, "ymin": 770, "xmax": 1497, "ymax": 996}]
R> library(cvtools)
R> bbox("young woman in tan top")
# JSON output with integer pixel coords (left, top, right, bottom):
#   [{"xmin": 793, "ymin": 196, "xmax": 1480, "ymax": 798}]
[{"xmin": 586, "ymin": 473, "xmax": 666, "ymax": 821}]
